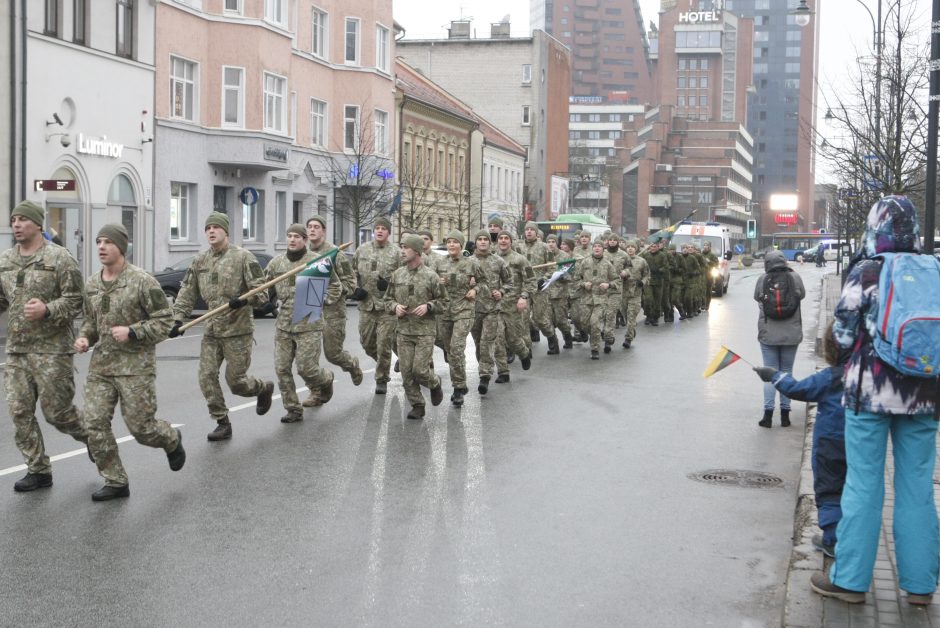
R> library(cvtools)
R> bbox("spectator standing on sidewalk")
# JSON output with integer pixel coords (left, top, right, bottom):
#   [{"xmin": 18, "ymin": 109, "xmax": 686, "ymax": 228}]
[{"xmin": 810, "ymin": 196, "xmax": 939, "ymax": 605}]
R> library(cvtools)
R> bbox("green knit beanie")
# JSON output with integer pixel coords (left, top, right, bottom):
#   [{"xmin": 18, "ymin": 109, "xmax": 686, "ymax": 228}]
[
  {"xmin": 286, "ymin": 223, "xmax": 307, "ymax": 239},
  {"xmin": 97, "ymin": 223, "xmax": 129, "ymax": 255},
  {"xmin": 445, "ymin": 230, "xmax": 466, "ymax": 247},
  {"xmin": 205, "ymin": 212, "xmax": 230, "ymax": 234},
  {"xmin": 401, "ymin": 234, "xmax": 424, "ymax": 253},
  {"xmin": 11, "ymin": 200, "xmax": 45, "ymax": 228},
  {"xmin": 306, "ymin": 214, "xmax": 327, "ymax": 229},
  {"xmin": 473, "ymin": 229, "xmax": 490, "ymax": 243}
]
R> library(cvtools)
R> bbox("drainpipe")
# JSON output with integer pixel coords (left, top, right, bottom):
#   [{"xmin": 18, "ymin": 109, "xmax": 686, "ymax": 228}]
[
  {"xmin": 18, "ymin": 0, "xmax": 27, "ymax": 202},
  {"xmin": 9, "ymin": 1, "xmax": 17, "ymax": 205}
]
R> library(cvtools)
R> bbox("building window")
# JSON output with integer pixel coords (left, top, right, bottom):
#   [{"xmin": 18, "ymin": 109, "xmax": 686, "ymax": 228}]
[
  {"xmin": 688, "ymin": 96, "xmax": 697, "ymax": 107},
  {"xmin": 312, "ymin": 8, "xmax": 328, "ymax": 58},
  {"xmin": 374, "ymin": 109, "xmax": 388, "ymax": 155},
  {"xmin": 116, "ymin": 0, "xmax": 134, "ymax": 58},
  {"xmin": 73, "ymin": 0, "xmax": 87, "ymax": 45},
  {"xmin": 522, "ymin": 64, "xmax": 532, "ymax": 84},
  {"xmin": 678, "ymin": 77, "xmax": 686, "ymax": 88},
  {"xmin": 275, "ymin": 191, "xmax": 288, "ymax": 239},
  {"xmin": 45, "ymin": 0, "xmax": 59, "ymax": 36},
  {"xmin": 170, "ymin": 182, "xmax": 190, "ymax": 241},
  {"xmin": 222, "ymin": 67, "xmax": 244, "ymax": 127},
  {"xmin": 753, "ymin": 63, "xmax": 768, "ymax": 74},
  {"xmin": 224, "ymin": 0, "xmax": 241, "ymax": 13},
  {"xmin": 345, "ymin": 18, "xmax": 360, "ymax": 64},
  {"xmin": 588, "ymin": 114, "xmax": 600, "ymax": 122},
  {"xmin": 264, "ymin": 0, "xmax": 286, "ymax": 26},
  {"xmin": 344, "ymin": 105, "xmax": 359, "ymax": 151},
  {"xmin": 689, "ymin": 77, "xmax": 697, "ymax": 88},
  {"xmin": 376, "ymin": 25, "xmax": 389, "ymax": 72},
  {"xmin": 785, "ymin": 63, "xmax": 801, "ymax": 74},
  {"xmin": 243, "ymin": 191, "xmax": 263, "ymax": 241},
  {"xmin": 263, "ymin": 72, "xmax": 287, "ymax": 133},
  {"xmin": 310, "ymin": 99, "xmax": 327, "ymax": 147},
  {"xmin": 678, "ymin": 59, "xmax": 687, "ymax": 70},
  {"xmin": 700, "ymin": 77, "xmax": 708, "ymax": 88},
  {"xmin": 522, "ymin": 105, "xmax": 531, "ymax": 126},
  {"xmin": 170, "ymin": 56, "xmax": 197, "ymax": 121}
]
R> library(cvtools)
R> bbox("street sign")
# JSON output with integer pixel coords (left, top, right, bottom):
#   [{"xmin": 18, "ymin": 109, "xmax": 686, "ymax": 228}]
[
  {"xmin": 238, "ymin": 186, "xmax": 259, "ymax": 206},
  {"xmin": 34, "ymin": 179, "xmax": 75, "ymax": 192},
  {"xmin": 734, "ymin": 244, "xmax": 745, "ymax": 254}
]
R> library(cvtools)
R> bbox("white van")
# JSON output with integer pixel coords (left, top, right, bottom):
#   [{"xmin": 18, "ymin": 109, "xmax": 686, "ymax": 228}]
[{"xmin": 670, "ymin": 222, "xmax": 733, "ymax": 297}]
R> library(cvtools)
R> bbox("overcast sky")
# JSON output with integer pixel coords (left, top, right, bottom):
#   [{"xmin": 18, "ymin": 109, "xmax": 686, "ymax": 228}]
[{"xmin": 393, "ymin": 0, "xmax": 932, "ymax": 184}]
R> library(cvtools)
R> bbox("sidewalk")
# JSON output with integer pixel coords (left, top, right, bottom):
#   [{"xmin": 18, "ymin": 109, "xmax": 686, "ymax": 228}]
[{"xmin": 783, "ymin": 272, "xmax": 940, "ymax": 627}]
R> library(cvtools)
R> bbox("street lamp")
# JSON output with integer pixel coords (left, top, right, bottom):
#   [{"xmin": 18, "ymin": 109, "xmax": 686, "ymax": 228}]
[{"xmin": 791, "ymin": 0, "xmax": 813, "ymax": 27}]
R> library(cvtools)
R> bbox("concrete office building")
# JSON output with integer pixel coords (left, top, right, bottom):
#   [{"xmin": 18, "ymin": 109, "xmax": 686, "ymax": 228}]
[
  {"xmin": 531, "ymin": 0, "xmax": 652, "ymax": 103},
  {"xmin": 154, "ymin": 0, "xmax": 395, "ymax": 270},
  {"xmin": 397, "ymin": 25, "xmax": 570, "ymax": 224}
]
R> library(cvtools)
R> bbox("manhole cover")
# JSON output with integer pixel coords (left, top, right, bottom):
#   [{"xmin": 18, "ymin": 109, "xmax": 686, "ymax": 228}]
[
  {"xmin": 688, "ymin": 469, "xmax": 784, "ymax": 489},
  {"xmin": 156, "ymin": 355, "xmax": 200, "ymax": 361}
]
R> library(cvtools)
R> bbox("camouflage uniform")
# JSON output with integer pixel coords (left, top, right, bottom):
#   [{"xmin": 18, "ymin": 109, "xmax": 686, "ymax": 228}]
[
  {"xmin": 384, "ymin": 263, "xmax": 444, "ymax": 408},
  {"xmin": 569, "ymin": 244, "xmax": 592, "ymax": 336},
  {"xmin": 702, "ymin": 245, "xmax": 720, "ymax": 310},
  {"xmin": 80, "ymin": 264, "xmax": 178, "ymax": 487},
  {"xmin": 692, "ymin": 248, "xmax": 708, "ymax": 311},
  {"xmin": 495, "ymin": 246, "xmax": 535, "ymax": 374},
  {"xmin": 642, "ymin": 246, "xmax": 669, "ymax": 324},
  {"xmin": 438, "ymin": 253, "xmax": 488, "ymax": 392},
  {"xmin": 577, "ymin": 251, "xmax": 617, "ymax": 352},
  {"xmin": 470, "ymin": 251, "xmax": 512, "ymax": 379},
  {"xmin": 353, "ymin": 240, "xmax": 400, "ymax": 384},
  {"xmin": 309, "ymin": 239, "xmax": 360, "ymax": 378},
  {"xmin": 173, "ymin": 244, "xmax": 269, "ymax": 421},
  {"xmin": 621, "ymin": 250, "xmax": 649, "ymax": 344},
  {"xmin": 267, "ymin": 251, "xmax": 334, "ymax": 418},
  {"xmin": 547, "ymin": 248, "xmax": 573, "ymax": 339},
  {"xmin": 519, "ymin": 238, "xmax": 554, "ymax": 338},
  {"xmin": 0, "ymin": 241, "xmax": 87, "ymax": 474},
  {"xmin": 603, "ymin": 244, "xmax": 629, "ymax": 346}
]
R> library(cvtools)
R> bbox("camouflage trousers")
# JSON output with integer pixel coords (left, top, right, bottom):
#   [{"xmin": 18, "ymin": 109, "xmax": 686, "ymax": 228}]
[
  {"xmin": 495, "ymin": 309, "xmax": 532, "ymax": 374},
  {"xmin": 581, "ymin": 302, "xmax": 606, "ymax": 351},
  {"xmin": 682, "ymin": 282, "xmax": 697, "ymax": 317},
  {"xmin": 275, "ymin": 328, "xmax": 333, "ymax": 415},
  {"xmin": 548, "ymin": 297, "xmax": 571, "ymax": 335},
  {"xmin": 569, "ymin": 295, "xmax": 588, "ymax": 335},
  {"xmin": 4, "ymin": 353, "xmax": 87, "ymax": 474},
  {"xmin": 359, "ymin": 310, "xmax": 397, "ymax": 384},
  {"xmin": 84, "ymin": 372, "xmax": 178, "ymax": 487},
  {"xmin": 439, "ymin": 317, "xmax": 473, "ymax": 390},
  {"xmin": 398, "ymin": 334, "xmax": 441, "ymax": 407},
  {"xmin": 704, "ymin": 277, "xmax": 714, "ymax": 310},
  {"xmin": 662, "ymin": 280, "xmax": 675, "ymax": 321},
  {"xmin": 623, "ymin": 294, "xmax": 642, "ymax": 342},
  {"xmin": 529, "ymin": 291, "xmax": 554, "ymax": 336},
  {"xmin": 671, "ymin": 279, "xmax": 684, "ymax": 317},
  {"xmin": 603, "ymin": 292, "xmax": 621, "ymax": 344},
  {"xmin": 643, "ymin": 284, "xmax": 664, "ymax": 321},
  {"xmin": 199, "ymin": 334, "xmax": 266, "ymax": 421},
  {"xmin": 320, "ymin": 302, "xmax": 357, "ymax": 373},
  {"xmin": 471, "ymin": 311, "xmax": 501, "ymax": 378}
]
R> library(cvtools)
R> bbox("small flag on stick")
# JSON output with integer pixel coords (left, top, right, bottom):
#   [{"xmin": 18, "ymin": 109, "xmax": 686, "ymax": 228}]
[
  {"xmin": 703, "ymin": 345, "xmax": 749, "ymax": 378},
  {"xmin": 540, "ymin": 258, "xmax": 576, "ymax": 291},
  {"xmin": 292, "ymin": 248, "xmax": 339, "ymax": 324}
]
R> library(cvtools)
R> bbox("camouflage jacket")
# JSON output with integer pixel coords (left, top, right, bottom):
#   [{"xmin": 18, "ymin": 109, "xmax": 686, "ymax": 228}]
[
  {"xmin": 572, "ymin": 245, "xmax": 592, "ymax": 260},
  {"xmin": 473, "ymin": 252, "xmax": 512, "ymax": 315},
  {"xmin": 577, "ymin": 254, "xmax": 616, "ymax": 306},
  {"xmin": 437, "ymin": 254, "xmax": 488, "ymax": 321},
  {"xmin": 603, "ymin": 248, "xmax": 629, "ymax": 295},
  {"xmin": 519, "ymin": 239, "xmax": 553, "ymax": 277},
  {"xmin": 623, "ymin": 254, "xmax": 650, "ymax": 298},
  {"xmin": 497, "ymin": 248, "xmax": 536, "ymax": 313},
  {"xmin": 0, "ymin": 241, "xmax": 83, "ymax": 354},
  {"xmin": 353, "ymin": 240, "xmax": 400, "ymax": 312},
  {"xmin": 172, "ymin": 244, "xmax": 268, "ymax": 338},
  {"xmin": 309, "ymin": 239, "xmax": 356, "ymax": 311},
  {"xmin": 384, "ymin": 263, "xmax": 445, "ymax": 336},
  {"xmin": 547, "ymin": 250, "xmax": 574, "ymax": 300},
  {"xmin": 266, "ymin": 251, "xmax": 336, "ymax": 334},
  {"xmin": 643, "ymin": 248, "xmax": 670, "ymax": 286},
  {"xmin": 702, "ymin": 250, "xmax": 720, "ymax": 270},
  {"xmin": 680, "ymin": 253, "xmax": 700, "ymax": 285},
  {"xmin": 80, "ymin": 263, "xmax": 172, "ymax": 376}
]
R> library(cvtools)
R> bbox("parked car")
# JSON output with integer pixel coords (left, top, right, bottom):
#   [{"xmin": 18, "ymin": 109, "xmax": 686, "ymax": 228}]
[{"xmin": 153, "ymin": 252, "xmax": 278, "ymax": 318}]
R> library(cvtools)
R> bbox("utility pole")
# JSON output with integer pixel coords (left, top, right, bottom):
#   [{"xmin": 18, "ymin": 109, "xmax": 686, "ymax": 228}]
[{"xmin": 925, "ymin": 0, "xmax": 939, "ymax": 253}]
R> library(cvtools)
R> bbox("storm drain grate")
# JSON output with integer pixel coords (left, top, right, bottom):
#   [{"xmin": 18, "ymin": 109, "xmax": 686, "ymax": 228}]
[
  {"xmin": 156, "ymin": 355, "xmax": 200, "ymax": 361},
  {"xmin": 688, "ymin": 469, "xmax": 784, "ymax": 489}
]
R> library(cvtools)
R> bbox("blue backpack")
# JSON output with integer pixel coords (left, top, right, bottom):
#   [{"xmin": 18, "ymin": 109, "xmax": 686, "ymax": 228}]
[{"xmin": 872, "ymin": 252, "xmax": 940, "ymax": 377}]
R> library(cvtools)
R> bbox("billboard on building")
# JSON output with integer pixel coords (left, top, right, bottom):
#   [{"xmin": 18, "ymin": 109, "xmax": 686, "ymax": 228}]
[
  {"xmin": 769, "ymin": 194, "xmax": 799, "ymax": 211},
  {"xmin": 550, "ymin": 175, "xmax": 569, "ymax": 219}
]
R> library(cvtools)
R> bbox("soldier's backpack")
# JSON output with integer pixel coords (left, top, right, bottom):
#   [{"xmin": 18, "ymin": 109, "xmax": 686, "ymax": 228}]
[
  {"xmin": 760, "ymin": 269, "xmax": 799, "ymax": 320},
  {"xmin": 871, "ymin": 252, "xmax": 940, "ymax": 377}
]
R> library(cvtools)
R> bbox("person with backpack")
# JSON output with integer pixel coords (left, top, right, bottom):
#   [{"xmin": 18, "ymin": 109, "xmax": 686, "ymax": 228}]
[
  {"xmin": 753, "ymin": 249, "xmax": 805, "ymax": 428},
  {"xmin": 810, "ymin": 196, "xmax": 940, "ymax": 606}
]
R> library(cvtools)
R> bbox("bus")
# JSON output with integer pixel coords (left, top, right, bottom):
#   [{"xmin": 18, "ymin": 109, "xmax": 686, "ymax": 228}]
[
  {"xmin": 770, "ymin": 232, "xmax": 833, "ymax": 261},
  {"xmin": 536, "ymin": 214, "xmax": 612, "ymax": 242}
]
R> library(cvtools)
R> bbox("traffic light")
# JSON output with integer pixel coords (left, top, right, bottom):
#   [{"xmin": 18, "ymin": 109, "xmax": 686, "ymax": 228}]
[{"xmin": 746, "ymin": 219, "xmax": 757, "ymax": 239}]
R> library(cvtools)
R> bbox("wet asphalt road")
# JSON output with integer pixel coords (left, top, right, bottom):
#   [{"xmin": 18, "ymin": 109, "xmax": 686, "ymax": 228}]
[{"xmin": 0, "ymin": 264, "xmax": 831, "ymax": 627}]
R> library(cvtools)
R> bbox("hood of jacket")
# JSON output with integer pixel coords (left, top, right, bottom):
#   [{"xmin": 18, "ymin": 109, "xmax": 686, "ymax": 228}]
[
  {"xmin": 763, "ymin": 249, "xmax": 789, "ymax": 272},
  {"xmin": 857, "ymin": 195, "xmax": 921, "ymax": 259}
]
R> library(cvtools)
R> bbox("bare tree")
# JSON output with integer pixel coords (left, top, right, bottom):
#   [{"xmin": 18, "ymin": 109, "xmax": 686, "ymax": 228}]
[
  {"xmin": 396, "ymin": 150, "xmax": 443, "ymax": 235},
  {"xmin": 450, "ymin": 165, "xmax": 483, "ymax": 234}
]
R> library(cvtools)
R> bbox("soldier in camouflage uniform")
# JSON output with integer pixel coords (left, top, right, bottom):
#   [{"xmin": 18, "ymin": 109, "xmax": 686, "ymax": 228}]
[
  {"xmin": 305, "ymin": 215, "xmax": 362, "ymax": 407},
  {"xmin": 470, "ymin": 230, "xmax": 512, "ymax": 395},
  {"xmin": 679, "ymin": 244, "xmax": 699, "ymax": 319},
  {"xmin": 701, "ymin": 241, "xmax": 720, "ymax": 310},
  {"xmin": 170, "ymin": 212, "xmax": 275, "ymax": 441},
  {"xmin": 641, "ymin": 241, "xmax": 669, "ymax": 326},
  {"xmin": 75, "ymin": 224, "xmax": 184, "ymax": 501},
  {"xmin": 692, "ymin": 244, "xmax": 708, "ymax": 313},
  {"xmin": 544, "ymin": 234, "xmax": 573, "ymax": 351},
  {"xmin": 621, "ymin": 241, "xmax": 650, "ymax": 348},
  {"xmin": 486, "ymin": 216, "xmax": 505, "ymax": 243},
  {"xmin": 494, "ymin": 230, "xmax": 534, "ymax": 382},
  {"xmin": 267, "ymin": 224, "xmax": 335, "ymax": 423},
  {"xmin": 437, "ymin": 230, "xmax": 487, "ymax": 406},
  {"xmin": 0, "ymin": 201, "xmax": 89, "ymax": 492},
  {"xmin": 603, "ymin": 233, "xmax": 629, "ymax": 353},
  {"xmin": 353, "ymin": 217, "xmax": 400, "ymax": 394},
  {"xmin": 569, "ymin": 232, "xmax": 593, "ymax": 341},
  {"xmin": 518, "ymin": 221, "xmax": 557, "ymax": 352},
  {"xmin": 384, "ymin": 235, "xmax": 445, "ymax": 419},
  {"xmin": 577, "ymin": 239, "xmax": 617, "ymax": 359}
]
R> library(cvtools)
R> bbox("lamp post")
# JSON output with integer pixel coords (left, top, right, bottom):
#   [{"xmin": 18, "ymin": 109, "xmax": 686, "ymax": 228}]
[{"xmin": 925, "ymin": 0, "xmax": 939, "ymax": 254}]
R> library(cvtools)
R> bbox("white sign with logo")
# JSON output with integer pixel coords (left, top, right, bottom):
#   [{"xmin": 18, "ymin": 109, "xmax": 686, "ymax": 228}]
[{"xmin": 76, "ymin": 133, "xmax": 124, "ymax": 159}]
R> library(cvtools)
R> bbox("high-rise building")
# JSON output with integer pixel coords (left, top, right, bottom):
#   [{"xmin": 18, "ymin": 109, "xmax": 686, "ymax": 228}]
[{"xmin": 531, "ymin": 0, "xmax": 652, "ymax": 103}]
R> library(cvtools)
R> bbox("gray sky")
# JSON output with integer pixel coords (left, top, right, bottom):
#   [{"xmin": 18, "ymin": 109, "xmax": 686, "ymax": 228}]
[{"xmin": 393, "ymin": 0, "xmax": 932, "ymax": 184}]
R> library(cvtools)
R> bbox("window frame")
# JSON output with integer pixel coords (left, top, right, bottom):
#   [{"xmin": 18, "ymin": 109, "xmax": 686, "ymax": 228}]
[
  {"xmin": 522, "ymin": 105, "xmax": 531, "ymax": 126},
  {"xmin": 264, "ymin": 0, "xmax": 287, "ymax": 27},
  {"xmin": 343, "ymin": 105, "xmax": 360, "ymax": 152},
  {"xmin": 374, "ymin": 109, "xmax": 388, "ymax": 156},
  {"xmin": 169, "ymin": 182, "xmax": 190, "ymax": 241},
  {"xmin": 169, "ymin": 55, "xmax": 199, "ymax": 122},
  {"xmin": 44, "ymin": 0, "xmax": 59, "ymax": 37},
  {"xmin": 223, "ymin": 0, "xmax": 242, "ymax": 14},
  {"xmin": 375, "ymin": 24, "xmax": 390, "ymax": 73},
  {"xmin": 263, "ymin": 71, "xmax": 288, "ymax": 134},
  {"xmin": 344, "ymin": 17, "xmax": 361, "ymax": 65},
  {"xmin": 311, "ymin": 6, "xmax": 329, "ymax": 59},
  {"xmin": 221, "ymin": 66, "xmax": 245, "ymax": 128},
  {"xmin": 73, "ymin": 0, "xmax": 87, "ymax": 45},
  {"xmin": 521, "ymin": 64, "xmax": 532, "ymax": 84},
  {"xmin": 116, "ymin": 0, "xmax": 134, "ymax": 59},
  {"xmin": 310, "ymin": 99, "xmax": 327, "ymax": 148}
]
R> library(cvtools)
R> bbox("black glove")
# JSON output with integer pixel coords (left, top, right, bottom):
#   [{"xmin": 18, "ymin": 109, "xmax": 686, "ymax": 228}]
[
  {"xmin": 168, "ymin": 320, "xmax": 184, "ymax": 338},
  {"xmin": 261, "ymin": 301, "xmax": 276, "ymax": 315},
  {"xmin": 377, "ymin": 277, "xmax": 389, "ymax": 292},
  {"xmin": 754, "ymin": 367, "xmax": 777, "ymax": 382},
  {"xmin": 635, "ymin": 280, "xmax": 644, "ymax": 290},
  {"xmin": 537, "ymin": 278, "xmax": 546, "ymax": 290},
  {"xmin": 351, "ymin": 287, "xmax": 368, "ymax": 301},
  {"xmin": 228, "ymin": 297, "xmax": 248, "ymax": 310}
]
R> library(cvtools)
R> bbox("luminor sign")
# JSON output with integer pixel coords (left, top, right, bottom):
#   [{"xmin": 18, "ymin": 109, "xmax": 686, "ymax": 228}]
[
  {"xmin": 76, "ymin": 133, "xmax": 124, "ymax": 159},
  {"xmin": 678, "ymin": 10, "xmax": 721, "ymax": 23}
]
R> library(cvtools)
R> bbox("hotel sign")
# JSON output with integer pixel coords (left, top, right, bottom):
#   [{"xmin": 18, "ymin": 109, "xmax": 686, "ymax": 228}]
[{"xmin": 678, "ymin": 10, "xmax": 721, "ymax": 23}]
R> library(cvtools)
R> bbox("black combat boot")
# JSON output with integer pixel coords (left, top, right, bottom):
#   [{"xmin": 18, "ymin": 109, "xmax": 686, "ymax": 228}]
[
  {"xmin": 507, "ymin": 352, "xmax": 515, "ymax": 364},
  {"xmin": 622, "ymin": 338, "xmax": 632, "ymax": 349},
  {"xmin": 92, "ymin": 484, "xmax": 130, "ymax": 502},
  {"xmin": 780, "ymin": 409, "xmax": 791, "ymax": 427},
  {"xmin": 13, "ymin": 472, "xmax": 52, "ymax": 492},
  {"xmin": 547, "ymin": 334, "xmax": 559, "ymax": 355},
  {"xmin": 530, "ymin": 327, "xmax": 540, "ymax": 343},
  {"xmin": 758, "ymin": 409, "xmax": 773, "ymax": 428},
  {"xmin": 590, "ymin": 350, "xmax": 599, "ymax": 360},
  {"xmin": 430, "ymin": 384, "xmax": 444, "ymax": 406},
  {"xmin": 604, "ymin": 340, "xmax": 613, "ymax": 354},
  {"xmin": 207, "ymin": 418, "xmax": 232, "ymax": 441},
  {"xmin": 562, "ymin": 331, "xmax": 573, "ymax": 349},
  {"xmin": 616, "ymin": 311, "xmax": 626, "ymax": 328},
  {"xmin": 318, "ymin": 374, "xmax": 335, "ymax": 405},
  {"xmin": 256, "ymin": 381, "xmax": 274, "ymax": 415},
  {"xmin": 167, "ymin": 429, "xmax": 186, "ymax": 471},
  {"xmin": 495, "ymin": 373, "xmax": 510, "ymax": 384},
  {"xmin": 477, "ymin": 376, "xmax": 490, "ymax": 395},
  {"xmin": 451, "ymin": 390, "xmax": 464, "ymax": 406},
  {"xmin": 375, "ymin": 381, "xmax": 387, "ymax": 395},
  {"xmin": 520, "ymin": 352, "xmax": 532, "ymax": 370},
  {"xmin": 406, "ymin": 404, "xmax": 426, "ymax": 420}
]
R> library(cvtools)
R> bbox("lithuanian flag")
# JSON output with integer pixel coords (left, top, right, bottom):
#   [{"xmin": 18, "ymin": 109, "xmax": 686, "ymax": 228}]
[{"xmin": 702, "ymin": 346, "xmax": 743, "ymax": 378}]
